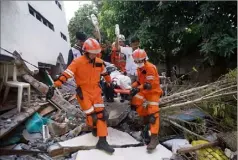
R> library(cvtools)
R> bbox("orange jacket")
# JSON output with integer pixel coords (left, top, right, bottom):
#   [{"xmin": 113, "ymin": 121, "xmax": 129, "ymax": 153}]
[
  {"xmin": 111, "ymin": 47, "xmax": 126, "ymax": 72},
  {"xmin": 54, "ymin": 55, "xmax": 111, "ymax": 91},
  {"xmin": 132, "ymin": 61, "xmax": 162, "ymax": 94}
]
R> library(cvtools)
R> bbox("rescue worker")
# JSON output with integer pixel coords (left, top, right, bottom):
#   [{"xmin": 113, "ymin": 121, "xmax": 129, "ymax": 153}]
[
  {"xmin": 111, "ymin": 36, "xmax": 127, "ymax": 73},
  {"xmin": 130, "ymin": 49, "xmax": 162, "ymax": 151},
  {"xmin": 115, "ymin": 36, "xmax": 142, "ymax": 83},
  {"xmin": 46, "ymin": 38, "xmax": 115, "ymax": 154},
  {"xmin": 101, "ymin": 40, "xmax": 112, "ymax": 62},
  {"xmin": 67, "ymin": 32, "xmax": 87, "ymax": 67}
]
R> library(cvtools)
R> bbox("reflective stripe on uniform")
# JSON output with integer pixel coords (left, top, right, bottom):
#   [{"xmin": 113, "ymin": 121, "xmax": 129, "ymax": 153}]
[
  {"xmin": 94, "ymin": 104, "xmax": 105, "ymax": 108},
  {"xmin": 84, "ymin": 106, "xmax": 94, "ymax": 114},
  {"xmin": 147, "ymin": 101, "xmax": 159, "ymax": 105},
  {"xmin": 64, "ymin": 69, "xmax": 74, "ymax": 77},
  {"xmin": 135, "ymin": 94, "xmax": 144, "ymax": 100},
  {"xmin": 146, "ymin": 76, "xmax": 154, "ymax": 80}
]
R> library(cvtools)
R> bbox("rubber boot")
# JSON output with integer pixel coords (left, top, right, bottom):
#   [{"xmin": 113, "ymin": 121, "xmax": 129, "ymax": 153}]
[
  {"xmin": 96, "ymin": 137, "xmax": 115, "ymax": 154},
  {"xmin": 92, "ymin": 128, "xmax": 97, "ymax": 137},
  {"xmin": 147, "ymin": 134, "xmax": 158, "ymax": 151}
]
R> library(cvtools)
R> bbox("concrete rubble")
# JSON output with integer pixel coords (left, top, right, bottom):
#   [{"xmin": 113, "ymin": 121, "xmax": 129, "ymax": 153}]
[
  {"xmin": 1, "ymin": 70, "xmax": 167, "ymax": 159},
  {"xmin": 105, "ymin": 98, "xmax": 131, "ymax": 127},
  {"xmin": 0, "ymin": 55, "xmax": 235, "ymax": 160},
  {"xmin": 22, "ymin": 74, "xmax": 84, "ymax": 118},
  {"xmin": 0, "ymin": 103, "xmax": 42, "ymax": 139}
]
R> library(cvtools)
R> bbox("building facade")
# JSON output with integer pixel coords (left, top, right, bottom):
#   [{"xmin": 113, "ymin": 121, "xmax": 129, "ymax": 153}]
[{"xmin": 1, "ymin": 1, "xmax": 70, "ymax": 71}]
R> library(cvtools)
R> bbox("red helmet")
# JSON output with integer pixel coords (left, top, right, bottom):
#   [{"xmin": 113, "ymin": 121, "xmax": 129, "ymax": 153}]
[{"xmin": 82, "ymin": 38, "xmax": 101, "ymax": 54}]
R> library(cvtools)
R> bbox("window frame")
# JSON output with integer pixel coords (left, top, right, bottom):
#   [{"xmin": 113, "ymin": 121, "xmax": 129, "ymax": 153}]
[{"xmin": 28, "ymin": 4, "xmax": 55, "ymax": 31}]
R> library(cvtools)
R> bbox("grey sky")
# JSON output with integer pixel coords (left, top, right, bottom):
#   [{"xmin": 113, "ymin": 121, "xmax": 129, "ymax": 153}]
[{"xmin": 64, "ymin": 1, "xmax": 92, "ymax": 24}]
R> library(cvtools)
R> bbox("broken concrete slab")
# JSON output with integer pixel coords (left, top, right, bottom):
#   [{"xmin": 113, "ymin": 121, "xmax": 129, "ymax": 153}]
[
  {"xmin": 105, "ymin": 98, "xmax": 131, "ymax": 127},
  {"xmin": 75, "ymin": 145, "xmax": 172, "ymax": 160},
  {"xmin": 48, "ymin": 121, "xmax": 69, "ymax": 137},
  {"xmin": 48, "ymin": 127, "xmax": 142, "ymax": 157},
  {"xmin": 0, "ymin": 104, "xmax": 42, "ymax": 139},
  {"xmin": 59, "ymin": 127, "xmax": 140, "ymax": 147}
]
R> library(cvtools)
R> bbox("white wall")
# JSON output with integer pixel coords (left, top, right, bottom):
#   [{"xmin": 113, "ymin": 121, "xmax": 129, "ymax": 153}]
[{"xmin": 0, "ymin": 1, "xmax": 70, "ymax": 71}]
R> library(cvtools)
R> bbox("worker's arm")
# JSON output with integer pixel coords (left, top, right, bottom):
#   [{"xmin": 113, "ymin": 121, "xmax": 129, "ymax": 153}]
[
  {"xmin": 46, "ymin": 59, "xmax": 77, "ymax": 100},
  {"xmin": 130, "ymin": 67, "xmax": 157, "ymax": 97},
  {"xmin": 54, "ymin": 59, "xmax": 77, "ymax": 87},
  {"xmin": 143, "ymin": 66, "xmax": 158, "ymax": 90},
  {"xmin": 111, "ymin": 52, "xmax": 114, "ymax": 64},
  {"xmin": 115, "ymin": 37, "xmax": 120, "ymax": 51},
  {"xmin": 67, "ymin": 49, "xmax": 74, "ymax": 67},
  {"xmin": 132, "ymin": 80, "xmax": 140, "ymax": 88}
]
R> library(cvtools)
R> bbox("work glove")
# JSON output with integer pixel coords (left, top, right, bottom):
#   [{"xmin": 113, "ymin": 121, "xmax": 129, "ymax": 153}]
[
  {"xmin": 130, "ymin": 87, "xmax": 140, "ymax": 97},
  {"xmin": 46, "ymin": 86, "xmax": 55, "ymax": 100}
]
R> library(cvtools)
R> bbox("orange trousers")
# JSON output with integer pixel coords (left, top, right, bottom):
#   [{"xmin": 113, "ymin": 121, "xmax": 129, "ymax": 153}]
[
  {"xmin": 131, "ymin": 90, "xmax": 160, "ymax": 134},
  {"xmin": 77, "ymin": 87, "xmax": 107, "ymax": 137}
]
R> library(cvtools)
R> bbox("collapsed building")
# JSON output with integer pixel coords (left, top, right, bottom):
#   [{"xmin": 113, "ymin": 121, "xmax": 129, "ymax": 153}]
[{"xmin": 0, "ymin": 1, "xmax": 237, "ymax": 160}]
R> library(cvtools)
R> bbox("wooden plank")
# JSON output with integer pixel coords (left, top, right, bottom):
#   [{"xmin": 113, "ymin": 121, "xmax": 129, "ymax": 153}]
[
  {"xmin": 177, "ymin": 141, "xmax": 219, "ymax": 153},
  {"xmin": 39, "ymin": 105, "xmax": 56, "ymax": 116}
]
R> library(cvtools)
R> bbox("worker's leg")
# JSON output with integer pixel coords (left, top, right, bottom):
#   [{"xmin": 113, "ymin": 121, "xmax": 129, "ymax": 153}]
[
  {"xmin": 76, "ymin": 94, "xmax": 95, "ymax": 129},
  {"xmin": 93, "ymin": 90, "xmax": 108, "ymax": 137},
  {"xmin": 93, "ymin": 89, "xmax": 114, "ymax": 153},
  {"xmin": 145, "ymin": 92, "xmax": 160, "ymax": 150}
]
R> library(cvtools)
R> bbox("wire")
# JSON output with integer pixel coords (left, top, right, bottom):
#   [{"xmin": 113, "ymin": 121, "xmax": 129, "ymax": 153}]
[{"xmin": 0, "ymin": 47, "xmax": 39, "ymax": 69}]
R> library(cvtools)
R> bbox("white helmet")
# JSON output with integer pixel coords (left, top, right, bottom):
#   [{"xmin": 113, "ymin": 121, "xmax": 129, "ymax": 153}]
[{"xmin": 118, "ymin": 34, "xmax": 125, "ymax": 41}]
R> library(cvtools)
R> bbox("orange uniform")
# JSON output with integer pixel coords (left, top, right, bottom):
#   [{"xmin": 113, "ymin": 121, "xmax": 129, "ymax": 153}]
[
  {"xmin": 52, "ymin": 38, "xmax": 115, "ymax": 154},
  {"xmin": 54, "ymin": 55, "xmax": 111, "ymax": 137},
  {"xmin": 110, "ymin": 47, "xmax": 126, "ymax": 72},
  {"xmin": 131, "ymin": 60, "xmax": 162, "ymax": 135}
]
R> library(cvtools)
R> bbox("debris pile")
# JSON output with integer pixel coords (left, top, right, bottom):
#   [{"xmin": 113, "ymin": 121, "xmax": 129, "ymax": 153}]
[
  {"xmin": 158, "ymin": 69, "xmax": 237, "ymax": 159},
  {"xmin": 160, "ymin": 69, "xmax": 237, "ymax": 110},
  {"xmin": 0, "ymin": 52, "xmax": 236, "ymax": 160}
]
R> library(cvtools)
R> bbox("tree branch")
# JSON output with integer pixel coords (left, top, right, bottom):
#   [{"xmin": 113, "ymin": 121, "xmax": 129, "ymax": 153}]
[
  {"xmin": 161, "ymin": 91, "xmax": 237, "ymax": 111},
  {"xmin": 163, "ymin": 118, "xmax": 208, "ymax": 141}
]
